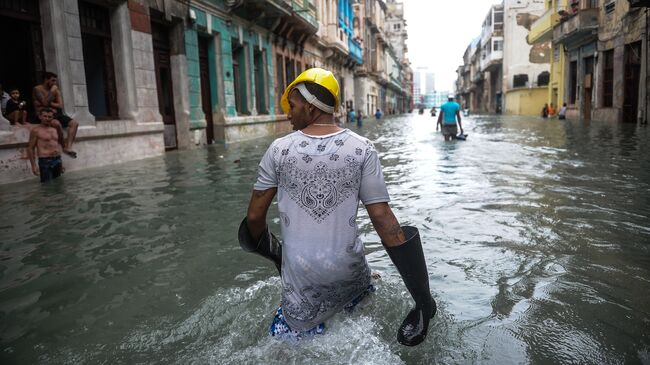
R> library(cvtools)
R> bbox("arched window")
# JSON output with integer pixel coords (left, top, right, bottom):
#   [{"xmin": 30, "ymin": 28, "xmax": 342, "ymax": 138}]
[{"xmin": 537, "ymin": 71, "xmax": 550, "ymax": 86}]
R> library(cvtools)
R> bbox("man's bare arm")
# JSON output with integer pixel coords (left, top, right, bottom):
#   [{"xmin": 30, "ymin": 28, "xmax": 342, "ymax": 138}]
[
  {"xmin": 456, "ymin": 110, "xmax": 463, "ymax": 132},
  {"xmin": 32, "ymin": 87, "xmax": 46, "ymax": 109},
  {"xmin": 436, "ymin": 112, "xmax": 442, "ymax": 130},
  {"xmin": 27, "ymin": 129, "xmax": 39, "ymax": 175},
  {"xmin": 366, "ymin": 202, "xmax": 406, "ymax": 247},
  {"xmin": 246, "ymin": 188, "xmax": 278, "ymax": 241},
  {"xmin": 51, "ymin": 87, "xmax": 63, "ymax": 109}
]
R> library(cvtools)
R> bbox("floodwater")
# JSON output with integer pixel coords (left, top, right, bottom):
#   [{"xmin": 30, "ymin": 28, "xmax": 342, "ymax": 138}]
[{"xmin": 1, "ymin": 114, "xmax": 649, "ymax": 364}]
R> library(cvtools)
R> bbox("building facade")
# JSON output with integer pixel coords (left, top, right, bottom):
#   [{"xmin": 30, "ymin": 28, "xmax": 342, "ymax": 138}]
[
  {"xmin": 527, "ymin": 0, "xmax": 648, "ymax": 123},
  {"xmin": 528, "ymin": 0, "xmax": 569, "ymax": 115},
  {"xmin": 592, "ymin": 0, "xmax": 648, "ymax": 123},
  {"xmin": 1, "ymin": 0, "xmax": 412, "ymax": 184},
  {"xmin": 479, "ymin": 4, "xmax": 504, "ymax": 113},
  {"xmin": 503, "ymin": 0, "xmax": 550, "ymax": 116}
]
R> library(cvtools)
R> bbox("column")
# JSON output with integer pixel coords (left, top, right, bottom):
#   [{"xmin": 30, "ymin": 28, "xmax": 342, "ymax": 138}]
[
  {"xmin": 111, "ymin": 2, "xmax": 138, "ymax": 121},
  {"xmin": 41, "ymin": 0, "xmax": 95, "ymax": 125}
]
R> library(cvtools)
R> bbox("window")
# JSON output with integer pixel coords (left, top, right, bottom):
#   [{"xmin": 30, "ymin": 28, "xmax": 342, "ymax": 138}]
[
  {"xmin": 605, "ymin": 0, "xmax": 615, "ymax": 14},
  {"xmin": 513, "ymin": 74, "xmax": 528, "ymax": 88},
  {"xmin": 79, "ymin": 1, "xmax": 117, "ymax": 118},
  {"xmin": 285, "ymin": 58, "xmax": 295, "ymax": 90},
  {"xmin": 602, "ymin": 50, "xmax": 614, "ymax": 107},
  {"xmin": 254, "ymin": 50, "xmax": 266, "ymax": 114},
  {"xmin": 232, "ymin": 42, "xmax": 246, "ymax": 114},
  {"xmin": 493, "ymin": 40, "xmax": 503, "ymax": 52},
  {"xmin": 494, "ymin": 11, "xmax": 503, "ymax": 24},
  {"xmin": 276, "ymin": 54, "xmax": 284, "ymax": 95},
  {"xmin": 586, "ymin": 0, "xmax": 598, "ymax": 8},
  {"xmin": 537, "ymin": 71, "xmax": 550, "ymax": 86},
  {"xmin": 553, "ymin": 46, "xmax": 560, "ymax": 62}
]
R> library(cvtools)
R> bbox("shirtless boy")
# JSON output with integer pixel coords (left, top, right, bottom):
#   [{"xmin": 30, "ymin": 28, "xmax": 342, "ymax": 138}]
[
  {"xmin": 28, "ymin": 108, "xmax": 64, "ymax": 182},
  {"xmin": 33, "ymin": 72, "xmax": 79, "ymax": 158}
]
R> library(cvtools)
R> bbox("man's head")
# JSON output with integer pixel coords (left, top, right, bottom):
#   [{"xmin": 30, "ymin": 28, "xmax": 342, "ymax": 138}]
[
  {"xmin": 42, "ymin": 72, "xmax": 58, "ymax": 88},
  {"xmin": 38, "ymin": 107, "xmax": 54, "ymax": 125},
  {"xmin": 280, "ymin": 68, "xmax": 339, "ymax": 130},
  {"xmin": 448, "ymin": 93, "xmax": 455, "ymax": 102},
  {"xmin": 287, "ymin": 82, "xmax": 336, "ymax": 130},
  {"xmin": 10, "ymin": 89, "xmax": 20, "ymax": 100}
]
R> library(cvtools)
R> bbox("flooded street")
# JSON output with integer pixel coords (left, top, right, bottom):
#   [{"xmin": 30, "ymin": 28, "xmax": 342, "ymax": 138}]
[{"xmin": 1, "ymin": 114, "xmax": 649, "ymax": 364}]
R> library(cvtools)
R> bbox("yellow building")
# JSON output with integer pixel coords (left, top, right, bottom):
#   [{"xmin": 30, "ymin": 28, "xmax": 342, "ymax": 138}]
[
  {"xmin": 527, "ymin": 0, "xmax": 568, "ymax": 112},
  {"xmin": 502, "ymin": 0, "xmax": 550, "ymax": 116}
]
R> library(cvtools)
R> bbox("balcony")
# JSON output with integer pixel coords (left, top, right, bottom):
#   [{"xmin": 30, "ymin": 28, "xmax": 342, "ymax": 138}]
[
  {"xmin": 553, "ymin": 7, "xmax": 599, "ymax": 47},
  {"xmin": 480, "ymin": 50, "xmax": 502, "ymax": 72},
  {"xmin": 292, "ymin": 0, "xmax": 318, "ymax": 29},
  {"xmin": 348, "ymin": 38, "xmax": 363, "ymax": 64},
  {"xmin": 527, "ymin": 8, "xmax": 558, "ymax": 44}
]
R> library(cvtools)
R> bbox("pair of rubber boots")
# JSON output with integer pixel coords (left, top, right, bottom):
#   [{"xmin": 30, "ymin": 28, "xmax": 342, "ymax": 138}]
[{"xmin": 237, "ymin": 219, "xmax": 435, "ymax": 347}]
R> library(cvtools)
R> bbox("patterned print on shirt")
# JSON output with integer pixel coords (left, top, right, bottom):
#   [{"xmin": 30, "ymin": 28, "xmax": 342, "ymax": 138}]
[{"xmin": 278, "ymin": 157, "xmax": 362, "ymax": 223}]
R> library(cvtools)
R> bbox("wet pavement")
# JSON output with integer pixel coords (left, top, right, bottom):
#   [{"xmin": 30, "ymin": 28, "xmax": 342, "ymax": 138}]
[{"xmin": 1, "ymin": 113, "xmax": 649, "ymax": 364}]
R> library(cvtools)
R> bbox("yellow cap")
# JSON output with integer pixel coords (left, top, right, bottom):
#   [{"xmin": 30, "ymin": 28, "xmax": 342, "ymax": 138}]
[{"xmin": 280, "ymin": 68, "xmax": 340, "ymax": 114}]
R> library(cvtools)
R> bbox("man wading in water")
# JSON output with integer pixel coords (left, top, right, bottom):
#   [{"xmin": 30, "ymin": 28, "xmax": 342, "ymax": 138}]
[{"xmin": 238, "ymin": 68, "xmax": 436, "ymax": 346}]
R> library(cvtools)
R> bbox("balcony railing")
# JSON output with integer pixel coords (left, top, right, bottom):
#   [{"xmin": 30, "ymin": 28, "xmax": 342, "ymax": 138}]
[
  {"xmin": 292, "ymin": 0, "xmax": 318, "ymax": 28},
  {"xmin": 553, "ymin": 7, "xmax": 599, "ymax": 45},
  {"xmin": 348, "ymin": 38, "xmax": 363, "ymax": 64}
]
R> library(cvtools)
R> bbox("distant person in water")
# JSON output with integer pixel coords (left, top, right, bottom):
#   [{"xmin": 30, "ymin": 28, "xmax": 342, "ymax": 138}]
[
  {"xmin": 548, "ymin": 103, "xmax": 556, "ymax": 117},
  {"xmin": 558, "ymin": 103, "xmax": 567, "ymax": 120},
  {"xmin": 541, "ymin": 103, "xmax": 549, "ymax": 118},
  {"xmin": 238, "ymin": 67, "xmax": 435, "ymax": 346},
  {"xmin": 356, "ymin": 109, "xmax": 363, "ymax": 128},
  {"xmin": 374, "ymin": 108, "xmax": 382, "ymax": 120},
  {"xmin": 27, "ymin": 108, "xmax": 64, "ymax": 182},
  {"xmin": 348, "ymin": 108, "xmax": 356, "ymax": 124},
  {"xmin": 437, "ymin": 94, "xmax": 464, "ymax": 141}
]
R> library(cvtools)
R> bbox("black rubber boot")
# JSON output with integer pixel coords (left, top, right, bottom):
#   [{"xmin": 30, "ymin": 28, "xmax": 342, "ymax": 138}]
[
  {"xmin": 238, "ymin": 217, "xmax": 282, "ymax": 274},
  {"xmin": 384, "ymin": 226, "xmax": 436, "ymax": 346}
]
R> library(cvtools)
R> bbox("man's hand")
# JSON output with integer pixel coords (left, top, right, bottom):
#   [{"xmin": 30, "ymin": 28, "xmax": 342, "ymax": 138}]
[{"xmin": 32, "ymin": 166, "xmax": 39, "ymax": 176}]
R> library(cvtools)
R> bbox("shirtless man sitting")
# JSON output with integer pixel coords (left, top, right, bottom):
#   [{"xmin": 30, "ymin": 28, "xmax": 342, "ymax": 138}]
[
  {"xmin": 28, "ymin": 108, "xmax": 64, "ymax": 182},
  {"xmin": 33, "ymin": 72, "xmax": 78, "ymax": 158}
]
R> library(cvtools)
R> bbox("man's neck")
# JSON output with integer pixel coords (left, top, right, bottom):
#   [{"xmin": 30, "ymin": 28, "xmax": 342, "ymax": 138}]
[{"xmin": 301, "ymin": 114, "xmax": 341, "ymax": 135}]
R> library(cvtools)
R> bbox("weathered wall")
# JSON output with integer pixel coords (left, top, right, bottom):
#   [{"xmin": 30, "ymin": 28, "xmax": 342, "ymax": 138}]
[{"xmin": 505, "ymin": 87, "xmax": 547, "ymax": 116}]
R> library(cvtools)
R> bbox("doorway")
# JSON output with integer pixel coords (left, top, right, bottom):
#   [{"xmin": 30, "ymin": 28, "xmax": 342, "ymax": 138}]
[
  {"xmin": 151, "ymin": 22, "xmax": 177, "ymax": 149},
  {"xmin": 0, "ymin": 0, "xmax": 44, "ymax": 117},
  {"xmin": 583, "ymin": 56, "xmax": 594, "ymax": 121},
  {"xmin": 623, "ymin": 42, "xmax": 641, "ymax": 123},
  {"xmin": 198, "ymin": 37, "xmax": 214, "ymax": 144}
]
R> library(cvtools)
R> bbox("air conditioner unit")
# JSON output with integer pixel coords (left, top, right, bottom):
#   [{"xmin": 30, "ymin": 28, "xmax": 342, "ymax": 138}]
[{"xmin": 628, "ymin": 0, "xmax": 650, "ymax": 8}]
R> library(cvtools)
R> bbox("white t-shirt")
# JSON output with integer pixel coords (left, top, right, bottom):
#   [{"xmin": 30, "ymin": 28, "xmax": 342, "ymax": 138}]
[{"xmin": 254, "ymin": 128, "xmax": 390, "ymax": 330}]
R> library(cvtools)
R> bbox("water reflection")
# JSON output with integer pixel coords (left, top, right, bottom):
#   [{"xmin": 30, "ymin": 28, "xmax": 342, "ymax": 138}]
[{"xmin": 0, "ymin": 114, "xmax": 649, "ymax": 364}]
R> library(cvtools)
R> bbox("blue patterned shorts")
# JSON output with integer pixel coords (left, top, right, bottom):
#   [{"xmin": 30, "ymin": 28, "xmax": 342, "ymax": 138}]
[{"xmin": 269, "ymin": 285, "xmax": 375, "ymax": 341}]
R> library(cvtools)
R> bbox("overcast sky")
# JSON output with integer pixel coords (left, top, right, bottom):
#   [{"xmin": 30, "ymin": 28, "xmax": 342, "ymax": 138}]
[{"xmin": 401, "ymin": 0, "xmax": 503, "ymax": 92}]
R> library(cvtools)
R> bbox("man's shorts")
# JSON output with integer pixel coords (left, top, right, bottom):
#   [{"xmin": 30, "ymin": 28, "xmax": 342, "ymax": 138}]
[
  {"xmin": 269, "ymin": 285, "xmax": 375, "ymax": 341},
  {"xmin": 38, "ymin": 156, "xmax": 63, "ymax": 183},
  {"xmin": 442, "ymin": 124, "xmax": 458, "ymax": 137},
  {"xmin": 54, "ymin": 110, "xmax": 73, "ymax": 128}
]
